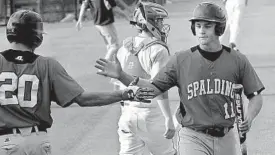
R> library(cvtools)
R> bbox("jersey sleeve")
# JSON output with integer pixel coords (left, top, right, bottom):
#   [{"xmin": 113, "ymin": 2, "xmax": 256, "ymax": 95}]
[
  {"xmin": 151, "ymin": 53, "xmax": 178, "ymax": 92},
  {"xmin": 117, "ymin": 46, "xmax": 129, "ymax": 69},
  {"xmin": 148, "ymin": 44, "xmax": 170, "ymax": 78},
  {"xmin": 49, "ymin": 59, "xmax": 84, "ymax": 107},
  {"xmin": 239, "ymin": 54, "xmax": 265, "ymax": 98}
]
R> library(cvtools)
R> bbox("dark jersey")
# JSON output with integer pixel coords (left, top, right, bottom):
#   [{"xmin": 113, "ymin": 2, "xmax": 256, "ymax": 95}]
[
  {"xmin": 85, "ymin": 0, "xmax": 116, "ymax": 25},
  {"xmin": 151, "ymin": 45, "xmax": 265, "ymax": 130},
  {"xmin": 0, "ymin": 50, "xmax": 84, "ymax": 129}
]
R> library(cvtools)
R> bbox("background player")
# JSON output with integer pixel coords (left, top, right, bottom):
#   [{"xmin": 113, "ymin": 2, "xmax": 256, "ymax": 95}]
[
  {"xmin": 0, "ymin": 10, "xmax": 153, "ymax": 155},
  {"xmin": 220, "ymin": 0, "xmax": 248, "ymax": 49},
  {"xmin": 95, "ymin": 2, "xmax": 264, "ymax": 155},
  {"xmin": 112, "ymin": 2, "xmax": 176, "ymax": 154},
  {"xmin": 76, "ymin": 0, "xmax": 131, "ymax": 61}
]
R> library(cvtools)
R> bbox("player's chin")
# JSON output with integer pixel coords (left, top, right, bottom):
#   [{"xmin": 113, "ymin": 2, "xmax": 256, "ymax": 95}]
[
  {"xmin": 198, "ymin": 38, "xmax": 209, "ymax": 45},
  {"xmin": 199, "ymin": 41, "xmax": 209, "ymax": 46}
]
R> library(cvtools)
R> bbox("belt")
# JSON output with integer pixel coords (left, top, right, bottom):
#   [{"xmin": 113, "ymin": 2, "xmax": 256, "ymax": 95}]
[
  {"xmin": 0, "ymin": 126, "xmax": 47, "ymax": 136},
  {"xmin": 190, "ymin": 126, "xmax": 234, "ymax": 137}
]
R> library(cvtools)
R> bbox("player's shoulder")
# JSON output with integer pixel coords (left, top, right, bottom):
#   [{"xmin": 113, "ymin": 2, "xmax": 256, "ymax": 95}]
[
  {"xmin": 143, "ymin": 38, "xmax": 169, "ymax": 55},
  {"xmin": 222, "ymin": 45, "xmax": 248, "ymax": 60},
  {"xmin": 35, "ymin": 55, "xmax": 63, "ymax": 71},
  {"xmin": 36, "ymin": 55, "xmax": 58, "ymax": 64},
  {"xmin": 174, "ymin": 45, "xmax": 197, "ymax": 58},
  {"xmin": 122, "ymin": 36, "xmax": 133, "ymax": 46},
  {"xmin": 148, "ymin": 42, "xmax": 169, "ymax": 54}
]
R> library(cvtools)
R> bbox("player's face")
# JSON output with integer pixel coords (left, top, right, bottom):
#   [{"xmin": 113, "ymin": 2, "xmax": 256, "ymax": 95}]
[
  {"xmin": 155, "ymin": 18, "xmax": 165, "ymax": 30},
  {"xmin": 194, "ymin": 21, "xmax": 218, "ymax": 45}
]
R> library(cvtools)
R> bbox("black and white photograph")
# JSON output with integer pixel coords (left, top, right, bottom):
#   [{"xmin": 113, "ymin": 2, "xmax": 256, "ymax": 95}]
[{"xmin": 0, "ymin": 0, "xmax": 274, "ymax": 155}]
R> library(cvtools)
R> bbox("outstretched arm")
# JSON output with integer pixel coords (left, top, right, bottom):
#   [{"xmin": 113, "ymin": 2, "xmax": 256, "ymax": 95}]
[
  {"xmin": 95, "ymin": 58, "xmax": 164, "ymax": 97},
  {"xmin": 73, "ymin": 83, "xmax": 154, "ymax": 107},
  {"xmin": 74, "ymin": 91, "xmax": 125, "ymax": 106}
]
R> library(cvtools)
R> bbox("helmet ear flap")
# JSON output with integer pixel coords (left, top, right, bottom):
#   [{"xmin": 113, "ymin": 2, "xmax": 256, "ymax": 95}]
[
  {"xmin": 191, "ymin": 22, "xmax": 196, "ymax": 36},
  {"xmin": 215, "ymin": 23, "xmax": 226, "ymax": 36}
]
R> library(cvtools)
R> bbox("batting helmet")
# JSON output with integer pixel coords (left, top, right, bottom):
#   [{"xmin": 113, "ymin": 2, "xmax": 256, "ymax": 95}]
[
  {"xmin": 190, "ymin": 2, "xmax": 226, "ymax": 36},
  {"xmin": 130, "ymin": 1, "xmax": 170, "ymax": 42},
  {"xmin": 6, "ymin": 10, "xmax": 45, "ymax": 50}
]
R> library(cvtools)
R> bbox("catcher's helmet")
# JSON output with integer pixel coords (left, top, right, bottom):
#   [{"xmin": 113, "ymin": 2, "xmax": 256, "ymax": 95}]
[
  {"xmin": 190, "ymin": 2, "xmax": 226, "ymax": 36},
  {"xmin": 130, "ymin": 2, "xmax": 170, "ymax": 42},
  {"xmin": 6, "ymin": 10, "xmax": 45, "ymax": 49}
]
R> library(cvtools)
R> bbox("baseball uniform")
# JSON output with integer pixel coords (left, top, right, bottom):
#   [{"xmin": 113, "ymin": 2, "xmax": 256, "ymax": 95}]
[
  {"xmin": 116, "ymin": 36, "xmax": 176, "ymax": 155},
  {"xmin": 0, "ymin": 49, "xmax": 84, "ymax": 155},
  {"xmin": 151, "ymin": 45, "xmax": 264, "ymax": 155}
]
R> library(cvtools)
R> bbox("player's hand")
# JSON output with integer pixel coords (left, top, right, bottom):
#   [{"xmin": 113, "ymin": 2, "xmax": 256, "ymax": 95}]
[
  {"xmin": 164, "ymin": 118, "xmax": 176, "ymax": 139},
  {"xmin": 239, "ymin": 115, "xmax": 253, "ymax": 134},
  {"xmin": 121, "ymin": 78, "xmax": 154, "ymax": 103},
  {"xmin": 76, "ymin": 21, "xmax": 83, "ymax": 31},
  {"xmin": 95, "ymin": 58, "xmax": 122, "ymax": 79}
]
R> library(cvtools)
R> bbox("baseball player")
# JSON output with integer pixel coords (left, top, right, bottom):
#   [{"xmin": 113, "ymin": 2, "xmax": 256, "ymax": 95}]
[
  {"xmin": 95, "ymin": 2, "xmax": 265, "ymax": 155},
  {"xmin": 0, "ymin": 10, "xmax": 153, "ymax": 155},
  {"xmin": 220, "ymin": 0, "xmax": 248, "ymax": 49},
  {"xmin": 76, "ymin": 0, "xmax": 131, "ymax": 61},
  {"xmin": 111, "ymin": 2, "xmax": 176, "ymax": 155}
]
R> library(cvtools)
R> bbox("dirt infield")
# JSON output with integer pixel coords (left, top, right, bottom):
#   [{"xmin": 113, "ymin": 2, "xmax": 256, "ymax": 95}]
[{"xmin": 0, "ymin": 0, "xmax": 274, "ymax": 154}]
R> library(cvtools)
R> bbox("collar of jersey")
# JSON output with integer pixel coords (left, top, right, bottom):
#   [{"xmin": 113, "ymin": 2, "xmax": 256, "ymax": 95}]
[{"xmin": 1, "ymin": 49, "xmax": 39, "ymax": 64}]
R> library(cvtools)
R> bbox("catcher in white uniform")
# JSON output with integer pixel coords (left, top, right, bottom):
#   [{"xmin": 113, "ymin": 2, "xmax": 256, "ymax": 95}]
[
  {"xmin": 113, "ymin": 2, "xmax": 177, "ymax": 155},
  {"xmin": 221, "ymin": 0, "xmax": 248, "ymax": 49}
]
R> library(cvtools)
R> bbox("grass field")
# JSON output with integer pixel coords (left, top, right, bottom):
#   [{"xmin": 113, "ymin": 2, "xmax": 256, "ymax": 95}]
[{"xmin": 0, "ymin": 0, "xmax": 275, "ymax": 155}]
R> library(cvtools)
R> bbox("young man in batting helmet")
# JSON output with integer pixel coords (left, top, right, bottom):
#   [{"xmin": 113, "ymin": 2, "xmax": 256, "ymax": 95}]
[
  {"xmin": 110, "ymin": 2, "xmax": 176, "ymax": 154},
  {"xmin": 0, "ymin": 10, "xmax": 153, "ymax": 155},
  {"xmin": 96, "ymin": 2, "xmax": 264, "ymax": 155}
]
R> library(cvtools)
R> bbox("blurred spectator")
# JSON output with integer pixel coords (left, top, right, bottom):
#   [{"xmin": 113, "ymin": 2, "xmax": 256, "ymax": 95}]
[{"xmin": 76, "ymin": 0, "xmax": 131, "ymax": 61}]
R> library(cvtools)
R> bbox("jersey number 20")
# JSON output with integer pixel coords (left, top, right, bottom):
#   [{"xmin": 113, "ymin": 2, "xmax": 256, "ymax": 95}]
[{"xmin": 0, "ymin": 72, "xmax": 39, "ymax": 107}]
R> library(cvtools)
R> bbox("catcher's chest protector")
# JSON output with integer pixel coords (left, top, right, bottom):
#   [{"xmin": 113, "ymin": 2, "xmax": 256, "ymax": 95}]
[
  {"xmin": 123, "ymin": 37, "xmax": 150, "ymax": 79},
  {"xmin": 123, "ymin": 37, "xmax": 168, "ymax": 79}
]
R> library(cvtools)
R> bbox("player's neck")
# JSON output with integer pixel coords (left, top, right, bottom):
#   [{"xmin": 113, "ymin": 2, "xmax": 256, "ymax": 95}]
[
  {"xmin": 199, "ymin": 42, "xmax": 222, "ymax": 52},
  {"xmin": 10, "ymin": 43, "xmax": 33, "ymax": 52},
  {"xmin": 138, "ymin": 31, "xmax": 153, "ymax": 38}
]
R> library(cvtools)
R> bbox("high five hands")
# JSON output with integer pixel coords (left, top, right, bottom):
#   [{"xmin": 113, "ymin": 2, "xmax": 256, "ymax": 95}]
[{"xmin": 95, "ymin": 58, "xmax": 155, "ymax": 103}]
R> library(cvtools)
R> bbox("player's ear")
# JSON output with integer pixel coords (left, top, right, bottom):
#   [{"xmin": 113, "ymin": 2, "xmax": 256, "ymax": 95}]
[{"xmin": 191, "ymin": 22, "xmax": 196, "ymax": 36}]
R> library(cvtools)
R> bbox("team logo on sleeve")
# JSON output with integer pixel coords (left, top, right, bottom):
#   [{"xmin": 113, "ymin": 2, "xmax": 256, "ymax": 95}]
[{"xmin": 187, "ymin": 78, "xmax": 234, "ymax": 100}]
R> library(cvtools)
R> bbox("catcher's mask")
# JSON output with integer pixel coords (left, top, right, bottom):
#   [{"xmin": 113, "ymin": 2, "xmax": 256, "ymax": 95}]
[
  {"xmin": 190, "ymin": 2, "xmax": 226, "ymax": 36},
  {"xmin": 130, "ymin": 2, "xmax": 170, "ymax": 42}
]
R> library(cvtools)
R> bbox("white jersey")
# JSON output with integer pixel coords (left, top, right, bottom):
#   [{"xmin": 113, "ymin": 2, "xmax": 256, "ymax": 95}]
[{"xmin": 116, "ymin": 36, "xmax": 170, "ymax": 108}]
